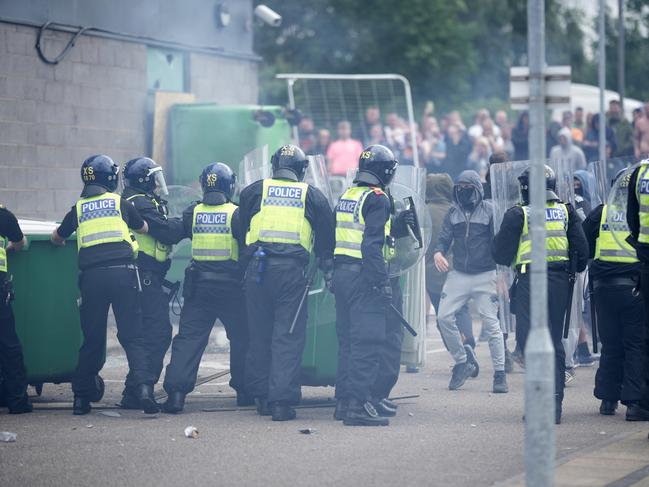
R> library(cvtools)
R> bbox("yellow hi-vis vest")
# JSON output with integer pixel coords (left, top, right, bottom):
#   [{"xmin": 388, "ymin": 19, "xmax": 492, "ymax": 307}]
[
  {"xmin": 635, "ymin": 162, "xmax": 649, "ymax": 244},
  {"xmin": 192, "ymin": 202, "xmax": 239, "ymax": 261},
  {"xmin": 246, "ymin": 179, "xmax": 313, "ymax": 252},
  {"xmin": 76, "ymin": 193, "xmax": 137, "ymax": 256},
  {"xmin": 595, "ymin": 205, "xmax": 639, "ymax": 263},
  {"xmin": 515, "ymin": 202, "xmax": 569, "ymax": 267},
  {"xmin": 126, "ymin": 194, "xmax": 170, "ymax": 263},
  {"xmin": 0, "ymin": 237, "xmax": 6, "ymax": 273},
  {"xmin": 334, "ymin": 186, "xmax": 393, "ymax": 261}
]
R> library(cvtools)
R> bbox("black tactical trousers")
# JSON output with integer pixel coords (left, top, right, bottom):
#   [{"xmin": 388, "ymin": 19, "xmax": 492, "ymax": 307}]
[
  {"xmin": 124, "ymin": 271, "xmax": 173, "ymax": 395},
  {"xmin": 0, "ymin": 299, "xmax": 28, "ymax": 407},
  {"xmin": 514, "ymin": 269, "xmax": 570, "ymax": 401},
  {"xmin": 640, "ymin": 267, "xmax": 649, "ymax": 410},
  {"xmin": 164, "ymin": 280, "xmax": 248, "ymax": 395},
  {"xmin": 593, "ymin": 282, "xmax": 646, "ymax": 404},
  {"xmin": 371, "ymin": 277, "xmax": 403, "ymax": 401},
  {"xmin": 334, "ymin": 267, "xmax": 387, "ymax": 403},
  {"xmin": 74, "ymin": 267, "xmax": 153, "ymax": 398},
  {"xmin": 244, "ymin": 261, "xmax": 307, "ymax": 405}
]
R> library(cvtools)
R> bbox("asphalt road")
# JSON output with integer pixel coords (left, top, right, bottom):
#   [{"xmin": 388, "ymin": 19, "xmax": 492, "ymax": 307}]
[{"xmin": 1, "ymin": 327, "xmax": 646, "ymax": 487}]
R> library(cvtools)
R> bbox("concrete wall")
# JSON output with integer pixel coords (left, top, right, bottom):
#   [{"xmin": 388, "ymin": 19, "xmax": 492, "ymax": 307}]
[{"xmin": 0, "ymin": 23, "xmax": 258, "ymax": 220}]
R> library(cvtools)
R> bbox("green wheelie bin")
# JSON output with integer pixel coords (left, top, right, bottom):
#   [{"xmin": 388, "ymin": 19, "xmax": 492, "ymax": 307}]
[{"xmin": 7, "ymin": 220, "xmax": 93, "ymax": 397}]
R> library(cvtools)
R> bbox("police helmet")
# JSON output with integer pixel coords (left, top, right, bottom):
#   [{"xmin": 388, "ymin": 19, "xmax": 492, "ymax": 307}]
[
  {"xmin": 200, "ymin": 162, "xmax": 236, "ymax": 199},
  {"xmin": 123, "ymin": 157, "xmax": 168, "ymax": 196},
  {"xmin": 271, "ymin": 145, "xmax": 308, "ymax": 182},
  {"xmin": 80, "ymin": 154, "xmax": 119, "ymax": 192},
  {"xmin": 354, "ymin": 145, "xmax": 398, "ymax": 187},
  {"xmin": 518, "ymin": 164, "xmax": 558, "ymax": 202}
]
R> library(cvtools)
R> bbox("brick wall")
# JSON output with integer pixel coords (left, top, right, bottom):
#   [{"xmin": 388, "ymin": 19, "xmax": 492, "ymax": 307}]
[
  {"xmin": 0, "ymin": 22, "xmax": 258, "ymax": 220},
  {"xmin": 0, "ymin": 23, "xmax": 147, "ymax": 220}
]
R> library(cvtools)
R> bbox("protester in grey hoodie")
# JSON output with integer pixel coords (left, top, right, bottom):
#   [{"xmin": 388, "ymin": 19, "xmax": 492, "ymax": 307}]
[
  {"xmin": 550, "ymin": 127, "xmax": 587, "ymax": 172},
  {"xmin": 433, "ymin": 170, "xmax": 507, "ymax": 394}
]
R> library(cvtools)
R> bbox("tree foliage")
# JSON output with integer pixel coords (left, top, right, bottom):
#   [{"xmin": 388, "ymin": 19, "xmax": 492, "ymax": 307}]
[{"xmin": 254, "ymin": 0, "xmax": 649, "ymax": 110}]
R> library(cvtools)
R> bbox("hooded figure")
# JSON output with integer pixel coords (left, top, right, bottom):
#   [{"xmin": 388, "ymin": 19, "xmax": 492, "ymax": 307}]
[
  {"xmin": 433, "ymin": 170, "xmax": 496, "ymax": 274},
  {"xmin": 425, "ymin": 173, "xmax": 454, "ymax": 294},
  {"xmin": 550, "ymin": 126, "xmax": 587, "ymax": 172}
]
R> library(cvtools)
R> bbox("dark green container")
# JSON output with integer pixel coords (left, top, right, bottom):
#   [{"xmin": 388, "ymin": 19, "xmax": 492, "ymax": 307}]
[
  {"xmin": 8, "ymin": 222, "xmax": 83, "ymax": 388},
  {"xmin": 166, "ymin": 104, "xmax": 291, "ymax": 185}
]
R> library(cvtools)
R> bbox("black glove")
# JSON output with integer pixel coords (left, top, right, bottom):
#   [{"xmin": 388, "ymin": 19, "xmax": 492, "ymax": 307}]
[
  {"xmin": 324, "ymin": 270, "xmax": 334, "ymax": 293},
  {"xmin": 401, "ymin": 209, "xmax": 416, "ymax": 228},
  {"xmin": 373, "ymin": 282, "xmax": 393, "ymax": 304}
]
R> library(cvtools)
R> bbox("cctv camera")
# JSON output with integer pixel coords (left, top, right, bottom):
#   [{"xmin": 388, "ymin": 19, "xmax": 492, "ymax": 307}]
[{"xmin": 254, "ymin": 4, "xmax": 282, "ymax": 27}]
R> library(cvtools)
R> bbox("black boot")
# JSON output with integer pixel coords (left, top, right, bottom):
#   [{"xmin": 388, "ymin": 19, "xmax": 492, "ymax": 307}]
[
  {"xmin": 343, "ymin": 399, "xmax": 389, "ymax": 427},
  {"xmin": 138, "ymin": 384, "xmax": 159, "ymax": 414},
  {"xmin": 334, "ymin": 399, "xmax": 348, "ymax": 421},
  {"xmin": 626, "ymin": 402, "xmax": 649, "ymax": 421},
  {"xmin": 599, "ymin": 400, "xmax": 618, "ymax": 416},
  {"xmin": 492, "ymin": 371, "xmax": 509, "ymax": 394},
  {"xmin": 255, "ymin": 397, "xmax": 272, "ymax": 416},
  {"xmin": 73, "ymin": 397, "xmax": 91, "ymax": 415},
  {"xmin": 8, "ymin": 393, "xmax": 32, "ymax": 414},
  {"xmin": 373, "ymin": 398, "xmax": 397, "ymax": 417},
  {"xmin": 271, "ymin": 402, "xmax": 296, "ymax": 422},
  {"xmin": 163, "ymin": 391, "xmax": 185, "ymax": 414},
  {"xmin": 118, "ymin": 388, "xmax": 142, "ymax": 410}
]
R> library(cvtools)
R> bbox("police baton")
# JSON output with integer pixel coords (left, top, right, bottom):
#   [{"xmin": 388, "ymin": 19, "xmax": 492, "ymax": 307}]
[
  {"xmin": 289, "ymin": 264, "xmax": 318, "ymax": 335},
  {"xmin": 587, "ymin": 273, "xmax": 599, "ymax": 354},
  {"xmin": 389, "ymin": 304, "xmax": 417, "ymax": 337},
  {"xmin": 562, "ymin": 251, "xmax": 578, "ymax": 340}
]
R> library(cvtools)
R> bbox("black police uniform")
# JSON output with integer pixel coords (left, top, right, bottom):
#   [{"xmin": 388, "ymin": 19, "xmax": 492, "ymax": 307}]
[
  {"xmin": 626, "ymin": 167, "xmax": 649, "ymax": 413},
  {"xmin": 56, "ymin": 186, "xmax": 155, "ymax": 404},
  {"xmin": 334, "ymin": 187, "xmax": 392, "ymax": 408},
  {"xmin": 121, "ymin": 187, "xmax": 185, "ymax": 403},
  {"xmin": 370, "ymin": 215, "xmax": 410, "ymax": 404},
  {"xmin": 492, "ymin": 199, "xmax": 588, "ymax": 407},
  {"xmin": 238, "ymin": 179, "xmax": 335, "ymax": 408},
  {"xmin": 583, "ymin": 205, "xmax": 646, "ymax": 409},
  {"xmin": 0, "ymin": 206, "xmax": 31, "ymax": 413},
  {"xmin": 163, "ymin": 192, "xmax": 249, "ymax": 402}
]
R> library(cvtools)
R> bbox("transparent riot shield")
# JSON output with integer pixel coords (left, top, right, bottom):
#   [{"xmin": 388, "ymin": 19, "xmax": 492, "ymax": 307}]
[
  {"xmin": 608, "ymin": 162, "xmax": 640, "ymax": 256},
  {"xmin": 238, "ymin": 145, "xmax": 270, "ymax": 189},
  {"xmin": 548, "ymin": 156, "xmax": 575, "ymax": 205},
  {"xmin": 165, "ymin": 184, "xmax": 202, "ymax": 218},
  {"xmin": 305, "ymin": 154, "xmax": 335, "ymax": 209},
  {"xmin": 391, "ymin": 165, "xmax": 430, "ymax": 369},
  {"xmin": 490, "ymin": 160, "xmax": 529, "ymax": 335}
]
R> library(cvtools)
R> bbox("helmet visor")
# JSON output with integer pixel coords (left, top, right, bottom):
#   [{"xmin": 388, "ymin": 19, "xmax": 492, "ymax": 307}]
[{"xmin": 150, "ymin": 166, "xmax": 168, "ymax": 196}]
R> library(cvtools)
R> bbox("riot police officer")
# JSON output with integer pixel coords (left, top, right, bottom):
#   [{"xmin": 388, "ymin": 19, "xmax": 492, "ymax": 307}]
[
  {"xmin": 626, "ymin": 159, "xmax": 649, "ymax": 420},
  {"xmin": 163, "ymin": 163, "xmax": 251, "ymax": 413},
  {"xmin": 492, "ymin": 165, "xmax": 588, "ymax": 424},
  {"xmin": 52, "ymin": 155, "xmax": 158, "ymax": 415},
  {"xmin": 0, "ymin": 205, "xmax": 31, "ymax": 414},
  {"xmin": 333, "ymin": 144, "xmax": 398, "ymax": 426},
  {"xmin": 239, "ymin": 145, "xmax": 335, "ymax": 421},
  {"xmin": 119, "ymin": 157, "xmax": 185, "ymax": 409},
  {"xmin": 583, "ymin": 169, "xmax": 647, "ymax": 420}
]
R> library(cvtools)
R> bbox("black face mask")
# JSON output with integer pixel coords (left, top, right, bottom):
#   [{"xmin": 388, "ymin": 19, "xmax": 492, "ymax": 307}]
[
  {"xmin": 457, "ymin": 186, "xmax": 478, "ymax": 210},
  {"xmin": 574, "ymin": 185, "xmax": 584, "ymax": 197}
]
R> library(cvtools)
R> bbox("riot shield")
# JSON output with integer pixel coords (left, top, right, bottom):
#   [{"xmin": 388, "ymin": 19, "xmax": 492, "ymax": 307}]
[
  {"xmin": 548, "ymin": 156, "xmax": 575, "ymax": 205},
  {"xmin": 165, "ymin": 185, "xmax": 202, "ymax": 218},
  {"xmin": 608, "ymin": 162, "xmax": 640, "ymax": 256},
  {"xmin": 238, "ymin": 145, "xmax": 270, "ymax": 189},
  {"xmin": 305, "ymin": 154, "xmax": 335, "ymax": 209},
  {"xmin": 388, "ymin": 181, "xmax": 433, "ymax": 278},
  {"xmin": 490, "ymin": 159, "xmax": 529, "ymax": 335}
]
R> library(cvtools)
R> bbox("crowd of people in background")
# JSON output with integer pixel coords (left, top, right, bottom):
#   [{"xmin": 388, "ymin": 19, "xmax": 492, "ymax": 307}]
[{"xmin": 298, "ymin": 100, "xmax": 649, "ymax": 182}]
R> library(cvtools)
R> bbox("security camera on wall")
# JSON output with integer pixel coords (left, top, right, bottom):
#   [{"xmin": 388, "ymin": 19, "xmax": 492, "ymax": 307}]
[{"xmin": 254, "ymin": 4, "xmax": 282, "ymax": 27}]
